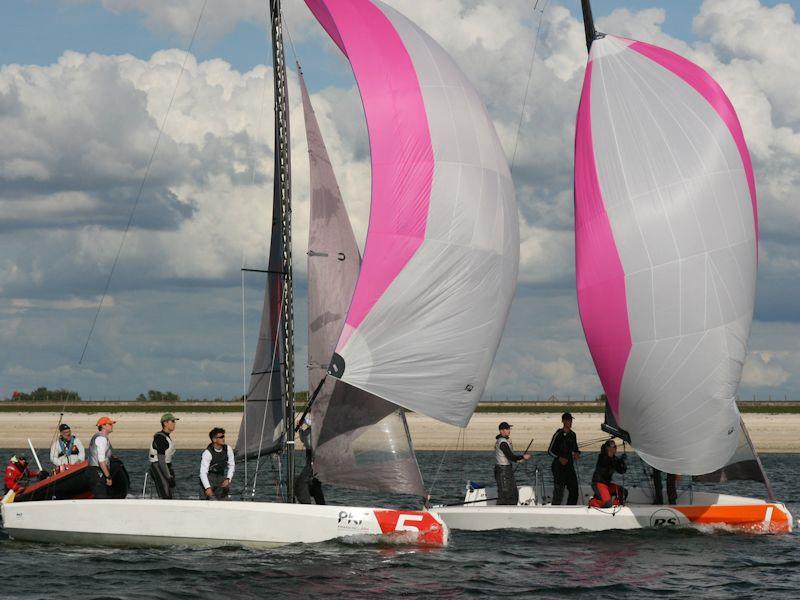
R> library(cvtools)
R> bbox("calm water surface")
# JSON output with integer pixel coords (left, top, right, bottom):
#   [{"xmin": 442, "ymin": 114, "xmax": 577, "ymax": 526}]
[{"xmin": 1, "ymin": 448, "xmax": 798, "ymax": 599}]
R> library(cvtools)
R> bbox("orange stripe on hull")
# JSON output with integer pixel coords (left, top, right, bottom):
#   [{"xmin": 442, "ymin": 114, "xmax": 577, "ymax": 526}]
[{"xmin": 674, "ymin": 504, "xmax": 792, "ymax": 534}]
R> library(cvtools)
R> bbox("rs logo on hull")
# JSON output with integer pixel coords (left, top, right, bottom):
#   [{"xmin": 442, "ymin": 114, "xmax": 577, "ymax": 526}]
[{"xmin": 649, "ymin": 509, "xmax": 681, "ymax": 528}]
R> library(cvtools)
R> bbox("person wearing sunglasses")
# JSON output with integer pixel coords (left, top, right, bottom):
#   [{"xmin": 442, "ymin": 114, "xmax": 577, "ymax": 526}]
[
  {"xmin": 199, "ymin": 427, "xmax": 235, "ymax": 500},
  {"xmin": 588, "ymin": 439, "xmax": 627, "ymax": 508}
]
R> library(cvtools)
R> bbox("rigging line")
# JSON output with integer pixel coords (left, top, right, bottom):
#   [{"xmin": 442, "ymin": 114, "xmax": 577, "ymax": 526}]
[
  {"xmin": 250, "ymin": 284, "xmax": 285, "ymax": 498},
  {"xmin": 281, "ymin": 4, "xmax": 301, "ymax": 66},
  {"xmin": 77, "ymin": 0, "xmax": 209, "ymax": 365},
  {"xmin": 241, "ymin": 0, "xmax": 272, "ymax": 500},
  {"xmin": 510, "ymin": 0, "xmax": 551, "ymax": 175},
  {"xmin": 48, "ymin": 392, "xmax": 71, "ymax": 458},
  {"xmin": 242, "ymin": 255, "xmax": 248, "ymax": 490},
  {"xmin": 428, "ymin": 428, "xmax": 462, "ymax": 501},
  {"xmin": 249, "ymin": 1, "xmax": 273, "ymax": 189}
]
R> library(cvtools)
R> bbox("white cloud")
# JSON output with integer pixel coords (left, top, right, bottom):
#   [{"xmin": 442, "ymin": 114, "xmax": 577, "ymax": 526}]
[
  {"xmin": 3, "ymin": 0, "xmax": 800, "ymax": 401},
  {"xmin": 742, "ymin": 351, "xmax": 791, "ymax": 388}
]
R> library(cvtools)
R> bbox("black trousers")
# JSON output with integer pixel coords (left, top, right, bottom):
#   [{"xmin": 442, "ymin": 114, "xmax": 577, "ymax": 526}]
[
  {"xmin": 295, "ymin": 464, "xmax": 326, "ymax": 505},
  {"xmin": 551, "ymin": 460, "xmax": 579, "ymax": 505},
  {"xmin": 88, "ymin": 466, "xmax": 110, "ymax": 499},
  {"xmin": 149, "ymin": 462, "xmax": 175, "ymax": 499},
  {"xmin": 652, "ymin": 470, "xmax": 677, "ymax": 505},
  {"xmin": 494, "ymin": 464, "xmax": 518, "ymax": 505},
  {"xmin": 199, "ymin": 472, "xmax": 231, "ymax": 500}
]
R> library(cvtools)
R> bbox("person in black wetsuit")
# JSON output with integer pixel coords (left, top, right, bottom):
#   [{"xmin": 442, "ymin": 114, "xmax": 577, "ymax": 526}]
[
  {"xmin": 589, "ymin": 439, "xmax": 627, "ymax": 508},
  {"xmin": 148, "ymin": 413, "xmax": 178, "ymax": 499},
  {"xmin": 652, "ymin": 469, "xmax": 678, "ymax": 505},
  {"xmin": 548, "ymin": 412, "xmax": 581, "ymax": 505},
  {"xmin": 494, "ymin": 421, "xmax": 531, "ymax": 505},
  {"xmin": 295, "ymin": 416, "xmax": 325, "ymax": 505}
]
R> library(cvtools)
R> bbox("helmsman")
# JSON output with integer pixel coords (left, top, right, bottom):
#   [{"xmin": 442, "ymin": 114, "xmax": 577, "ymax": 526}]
[{"xmin": 494, "ymin": 421, "xmax": 530, "ymax": 505}]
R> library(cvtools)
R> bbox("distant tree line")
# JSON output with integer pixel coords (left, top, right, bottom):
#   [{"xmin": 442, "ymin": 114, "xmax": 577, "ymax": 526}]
[
  {"xmin": 7, "ymin": 387, "xmax": 82, "ymax": 403},
  {"xmin": 136, "ymin": 390, "xmax": 181, "ymax": 403}
]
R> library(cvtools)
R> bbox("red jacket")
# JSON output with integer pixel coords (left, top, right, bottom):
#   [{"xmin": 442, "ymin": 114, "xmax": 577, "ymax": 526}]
[{"xmin": 4, "ymin": 462, "xmax": 40, "ymax": 493}]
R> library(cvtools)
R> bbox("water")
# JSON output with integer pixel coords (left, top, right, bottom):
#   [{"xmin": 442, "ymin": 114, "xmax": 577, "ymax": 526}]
[{"xmin": 2, "ymin": 448, "xmax": 798, "ymax": 599}]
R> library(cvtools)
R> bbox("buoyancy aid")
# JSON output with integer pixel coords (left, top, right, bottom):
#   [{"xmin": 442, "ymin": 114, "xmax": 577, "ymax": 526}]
[{"xmin": 148, "ymin": 431, "xmax": 176, "ymax": 464}]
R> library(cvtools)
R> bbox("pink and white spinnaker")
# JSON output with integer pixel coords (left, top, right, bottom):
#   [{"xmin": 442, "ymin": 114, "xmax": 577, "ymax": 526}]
[
  {"xmin": 305, "ymin": 0, "xmax": 519, "ymax": 426},
  {"xmin": 575, "ymin": 34, "xmax": 758, "ymax": 474}
]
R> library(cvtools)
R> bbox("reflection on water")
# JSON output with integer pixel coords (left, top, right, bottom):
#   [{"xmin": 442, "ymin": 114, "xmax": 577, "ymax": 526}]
[{"xmin": 0, "ymin": 449, "xmax": 798, "ymax": 599}]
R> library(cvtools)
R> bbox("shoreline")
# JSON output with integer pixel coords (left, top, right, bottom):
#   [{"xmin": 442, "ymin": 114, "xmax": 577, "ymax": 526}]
[{"xmin": 0, "ymin": 411, "xmax": 797, "ymax": 453}]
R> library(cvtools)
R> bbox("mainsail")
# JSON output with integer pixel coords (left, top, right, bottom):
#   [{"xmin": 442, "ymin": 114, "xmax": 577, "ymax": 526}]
[
  {"xmin": 300, "ymin": 70, "xmax": 424, "ymax": 496},
  {"xmin": 574, "ymin": 14, "xmax": 758, "ymax": 474},
  {"xmin": 234, "ymin": 168, "xmax": 286, "ymax": 459},
  {"xmin": 235, "ymin": 1, "xmax": 292, "ymax": 461},
  {"xmin": 304, "ymin": 0, "xmax": 519, "ymax": 427}
]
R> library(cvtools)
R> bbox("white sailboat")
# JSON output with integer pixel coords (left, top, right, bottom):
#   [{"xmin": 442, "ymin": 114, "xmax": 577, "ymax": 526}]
[
  {"xmin": 2, "ymin": 0, "xmax": 527, "ymax": 546},
  {"xmin": 1, "ymin": 0, "xmax": 460, "ymax": 548},
  {"xmin": 433, "ymin": 0, "xmax": 793, "ymax": 534}
]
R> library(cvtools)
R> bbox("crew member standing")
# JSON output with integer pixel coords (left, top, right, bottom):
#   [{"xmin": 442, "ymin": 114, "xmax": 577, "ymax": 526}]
[
  {"xmin": 148, "ymin": 413, "xmax": 179, "ymax": 499},
  {"xmin": 87, "ymin": 416, "xmax": 116, "ymax": 499},
  {"xmin": 652, "ymin": 469, "xmax": 678, "ymax": 505},
  {"xmin": 548, "ymin": 412, "xmax": 581, "ymax": 505},
  {"xmin": 295, "ymin": 416, "xmax": 325, "ymax": 505},
  {"xmin": 49, "ymin": 423, "xmax": 85, "ymax": 468},
  {"xmin": 199, "ymin": 427, "xmax": 235, "ymax": 500},
  {"xmin": 494, "ymin": 421, "xmax": 530, "ymax": 505}
]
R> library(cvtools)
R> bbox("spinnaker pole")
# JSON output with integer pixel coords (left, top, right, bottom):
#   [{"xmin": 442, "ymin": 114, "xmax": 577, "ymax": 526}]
[
  {"xmin": 580, "ymin": 0, "xmax": 598, "ymax": 52},
  {"xmin": 270, "ymin": 0, "xmax": 295, "ymax": 503}
]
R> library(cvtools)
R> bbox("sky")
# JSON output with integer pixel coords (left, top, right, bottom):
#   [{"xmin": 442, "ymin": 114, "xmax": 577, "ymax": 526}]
[{"xmin": 1, "ymin": 0, "xmax": 799, "ymax": 402}]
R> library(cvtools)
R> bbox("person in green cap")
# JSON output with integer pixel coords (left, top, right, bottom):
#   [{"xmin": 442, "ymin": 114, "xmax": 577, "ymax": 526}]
[{"xmin": 148, "ymin": 413, "xmax": 179, "ymax": 499}]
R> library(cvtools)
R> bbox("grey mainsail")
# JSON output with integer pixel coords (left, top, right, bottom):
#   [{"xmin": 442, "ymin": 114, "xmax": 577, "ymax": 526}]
[
  {"xmin": 300, "ymin": 70, "xmax": 425, "ymax": 497},
  {"xmin": 234, "ymin": 254, "xmax": 285, "ymax": 459},
  {"xmin": 234, "ymin": 3, "xmax": 292, "ymax": 459}
]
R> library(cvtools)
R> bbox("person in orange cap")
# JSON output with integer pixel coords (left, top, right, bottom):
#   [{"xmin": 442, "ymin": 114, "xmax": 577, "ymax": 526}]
[{"xmin": 87, "ymin": 416, "xmax": 116, "ymax": 499}]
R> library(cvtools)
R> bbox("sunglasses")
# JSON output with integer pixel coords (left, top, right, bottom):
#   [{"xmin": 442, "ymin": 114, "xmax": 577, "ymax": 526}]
[{"xmin": 214, "ymin": 435, "xmax": 225, "ymax": 439}]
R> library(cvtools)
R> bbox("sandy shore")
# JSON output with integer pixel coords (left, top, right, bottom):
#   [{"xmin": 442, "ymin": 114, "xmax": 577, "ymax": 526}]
[{"xmin": 0, "ymin": 411, "xmax": 795, "ymax": 454}]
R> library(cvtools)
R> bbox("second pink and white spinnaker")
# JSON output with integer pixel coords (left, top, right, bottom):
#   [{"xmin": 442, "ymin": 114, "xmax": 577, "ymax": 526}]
[{"xmin": 574, "ymin": 32, "xmax": 758, "ymax": 475}]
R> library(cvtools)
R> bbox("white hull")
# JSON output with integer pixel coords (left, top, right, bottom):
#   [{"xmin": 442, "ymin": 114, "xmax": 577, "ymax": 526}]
[
  {"xmin": 432, "ymin": 486, "xmax": 792, "ymax": 534},
  {"xmin": 1, "ymin": 499, "xmax": 448, "ymax": 548}
]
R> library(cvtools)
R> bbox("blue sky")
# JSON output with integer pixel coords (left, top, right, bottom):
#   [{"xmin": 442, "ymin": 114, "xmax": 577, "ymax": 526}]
[
  {"xmin": 6, "ymin": 1, "xmax": 799, "ymax": 83},
  {"xmin": 1, "ymin": 0, "xmax": 799, "ymax": 402}
]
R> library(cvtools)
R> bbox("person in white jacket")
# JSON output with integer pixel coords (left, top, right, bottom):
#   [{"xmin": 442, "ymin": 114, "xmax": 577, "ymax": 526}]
[
  {"xmin": 199, "ymin": 427, "xmax": 235, "ymax": 500},
  {"xmin": 50, "ymin": 424, "xmax": 85, "ymax": 468}
]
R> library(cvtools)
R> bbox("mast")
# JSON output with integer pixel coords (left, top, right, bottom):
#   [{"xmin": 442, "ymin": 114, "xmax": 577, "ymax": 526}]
[
  {"xmin": 580, "ymin": 0, "xmax": 598, "ymax": 52},
  {"xmin": 270, "ymin": 0, "xmax": 295, "ymax": 503}
]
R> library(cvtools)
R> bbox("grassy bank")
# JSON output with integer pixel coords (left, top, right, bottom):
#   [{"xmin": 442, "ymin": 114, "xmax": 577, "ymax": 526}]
[{"xmin": 3, "ymin": 401, "xmax": 800, "ymax": 414}]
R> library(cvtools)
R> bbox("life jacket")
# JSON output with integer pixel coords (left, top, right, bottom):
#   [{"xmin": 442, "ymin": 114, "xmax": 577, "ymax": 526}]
[
  {"xmin": 87, "ymin": 433, "xmax": 113, "ymax": 467},
  {"xmin": 495, "ymin": 435, "xmax": 514, "ymax": 466},
  {"xmin": 148, "ymin": 431, "xmax": 176, "ymax": 464},
  {"xmin": 4, "ymin": 462, "xmax": 36, "ymax": 492},
  {"xmin": 57, "ymin": 436, "xmax": 81, "ymax": 464},
  {"xmin": 206, "ymin": 443, "xmax": 229, "ymax": 476}
]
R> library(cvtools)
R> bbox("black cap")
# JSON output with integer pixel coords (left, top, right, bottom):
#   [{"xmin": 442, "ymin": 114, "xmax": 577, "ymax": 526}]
[
  {"xmin": 59, "ymin": 423, "xmax": 71, "ymax": 432},
  {"xmin": 498, "ymin": 421, "xmax": 512, "ymax": 430},
  {"xmin": 561, "ymin": 412, "xmax": 574, "ymax": 421}
]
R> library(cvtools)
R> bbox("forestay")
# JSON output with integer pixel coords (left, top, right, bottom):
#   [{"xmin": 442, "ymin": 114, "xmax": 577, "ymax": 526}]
[
  {"xmin": 574, "ymin": 35, "xmax": 758, "ymax": 474},
  {"xmin": 304, "ymin": 0, "xmax": 519, "ymax": 427},
  {"xmin": 300, "ymin": 70, "xmax": 424, "ymax": 496}
]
